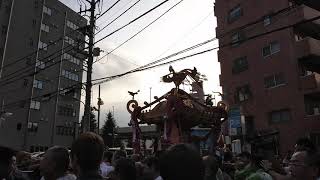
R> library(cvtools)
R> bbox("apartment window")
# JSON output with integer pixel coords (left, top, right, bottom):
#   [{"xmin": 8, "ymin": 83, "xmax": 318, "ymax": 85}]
[
  {"xmin": 16, "ymin": 123, "xmax": 22, "ymax": 131},
  {"xmin": 56, "ymin": 126, "xmax": 74, "ymax": 136},
  {"xmin": 64, "ymin": 36, "xmax": 75, "ymax": 46},
  {"xmin": 264, "ymin": 16, "xmax": 271, "ymax": 26},
  {"xmin": 61, "ymin": 69, "xmax": 79, "ymax": 81},
  {"xmin": 36, "ymin": 60, "xmax": 45, "ymax": 69},
  {"xmin": 33, "ymin": 80, "xmax": 43, "ymax": 89},
  {"xmin": 41, "ymin": 23, "xmax": 50, "ymax": 33},
  {"xmin": 299, "ymin": 65, "xmax": 313, "ymax": 77},
  {"xmin": 310, "ymin": 133, "xmax": 320, "ymax": 147},
  {"xmin": 30, "ymin": 100, "xmax": 40, "ymax": 110},
  {"xmin": 43, "ymin": 6, "xmax": 52, "ymax": 16},
  {"xmin": 294, "ymin": 33, "xmax": 306, "ymax": 42},
  {"xmin": 269, "ymin": 109, "xmax": 290, "ymax": 123},
  {"xmin": 63, "ymin": 53, "xmax": 81, "ymax": 65},
  {"xmin": 58, "ymin": 105, "xmax": 76, "ymax": 117},
  {"xmin": 34, "ymin": 0, "xmax": 39, "ymax": 8},
  {"xmin": 264, "ymin": 73, "xmax": 285, "ymax": 88},
  {"xmin": 66, "ymin": 20, "xmax": 79, "ymax": 30},
  {"xmin": 1, "ymin": 25, "xmax": 7, "ymax": 35},
  {"xmin": 228, "ymin": 6, "xmax": 243, "ymax": 23},
  {"xmin": 305, "ymin": 95, "xmax": 320, "ymax": 116},
  {"xmin": 262, "ymin": 41, "xmax": 280, "ymax": 57},
  {"xmin": 235, "ymin": 84, "xmax": 251, "ymax": 102},
  {"xmin": 32, "ymin": 19, "xmax": 37, "ymax": 27},
  {"xmin": 231, "ymin": 32, "xmax": 245, "ymax": 46},
  {"xmin": 38, "ymin": 41, "xmax": 48, "ymax": 51},
  {"xmin": 232, "ymin": 56, "xmax": 248, "ymax": 74},
  {"xmin": 28, "ymin": 122, "xmax": 39, "ymax": 132},
  {"xmin": 0, "ymin": 0, "xmax": 2, "ymax": 9}
]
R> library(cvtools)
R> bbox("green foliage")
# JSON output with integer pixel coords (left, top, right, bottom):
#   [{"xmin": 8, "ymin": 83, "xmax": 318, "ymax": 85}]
[{"xmin": 101, "ymin": 112, "xmax": 116, "ymax": 147}]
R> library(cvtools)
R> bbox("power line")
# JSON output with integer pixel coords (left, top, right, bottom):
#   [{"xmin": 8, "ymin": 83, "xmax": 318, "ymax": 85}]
[
  {"xmin": 155, "ymin": 10, "xmax": 214, "ymax": 58},
  {"xmin": 94, "ymin": 0, "xmax": 184, "ymax": 64},
  {"xmin": 96, "ymin": 0, "xmax": 122, "ymax": 20},
  {"xmin": 0, "ymin": 26, "xmax": 87, "ymax": 71},
  {"xmin": 91, "ymin": 15, "xmax": 320, "ymax": 85},
  {"xmin": 95, "ymin": 0, "xmax": 142, "ymax": 35},
  {"xmin": 96, "ymin": 0, "xmax": 134, "ymax": 27},
  {"xmin": 0, "ymin": 45, "xmax": 80, "ymax": 87},
  {"xmin": 0, "ymin": 4, "xmax": 309, "ymax": 109},
  {"xmin": 94, "ymin": 4, "xmax": 298, "ymax": 68},
  {"xmin": 0, "ymin": 3, "xmax": 298, "ymax": 87},
  {"xmin": 94, "ymin": 0, "xmax": 171, "ymax": 45}
]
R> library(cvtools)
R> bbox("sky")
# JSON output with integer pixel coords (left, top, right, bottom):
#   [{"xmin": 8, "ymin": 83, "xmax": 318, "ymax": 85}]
[{"xmin": 59, "ymin": 0, "xmax": 221, "ymax": 127}]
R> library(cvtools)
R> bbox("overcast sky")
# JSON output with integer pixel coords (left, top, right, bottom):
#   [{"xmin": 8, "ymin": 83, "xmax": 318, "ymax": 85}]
[{"xmin": 59, "ymin": 0, "xmax": 220, "ymax": 127}]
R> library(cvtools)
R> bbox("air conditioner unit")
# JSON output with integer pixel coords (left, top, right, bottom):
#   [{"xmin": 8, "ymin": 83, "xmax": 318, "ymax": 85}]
[{"xmin": 314, "ymin": 107, "xmax": 320, "ymax": 115}]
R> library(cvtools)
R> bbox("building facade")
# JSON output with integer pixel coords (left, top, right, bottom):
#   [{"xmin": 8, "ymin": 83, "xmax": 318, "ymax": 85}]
[
  {"xmin": 0, "ymin": 0, "xmax": 87, "ymax": 151},
  {"xmin": 215, "ymin": 0, "xmax": 320, "ymax": 154}
]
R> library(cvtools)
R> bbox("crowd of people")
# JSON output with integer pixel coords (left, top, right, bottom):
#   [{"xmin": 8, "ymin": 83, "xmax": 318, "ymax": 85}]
[{"xmin": 0, "ymin": 132, "xmax": 319, "ymax": 180}]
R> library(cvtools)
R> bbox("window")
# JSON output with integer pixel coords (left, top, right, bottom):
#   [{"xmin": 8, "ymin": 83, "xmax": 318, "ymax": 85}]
[
  {"xmin": 235, "ymin": 85, "xmax": 251, "ymax": 102},
  {"xmin": 61, "ymin": 69, "xmax": 79, "ymax": 81},
  {"xmin": 264, "ymin": 73, "xmax": 286, "ymax": 88},
  {"xmin": 63, "ymin": 53, "xmax": 81, "ymax": 65},
  {"xmin": 231, "ymin": 32, "xmax": 245, "ymax": 46},
  {"xmin": 32, "ymin": 19, "xmax": 37, "ymax": 27},
  {"xmin": 58, "ymin": 105, "xmax": 76, "ymax": 117},
  {"xmin": 29, "ymin": 38, "xmax": 34, "ymax": 47},
  {"xmin": 264, "ymin": 16, "xmax": 271, "ymax": 26},
  {"xmin": 294, "ymin": 33, "xmax": 306, "ymax": 42},
  {"xmin": 36, "ymin": 60, "xmax": 45, "ymax": 69},
  {"xmin": 56, "ymin": 126, "xmax": 74, "ymax": 136},
  {"xmin": 310, "ymin": 133, "xmax": 320, "ymax": 147},
  {"xmin": 1, "ymin": 25, "xmax": 7, "ymax": 35},
  {"xmin": 66, "ymin": 20, "xmax": 79, "ymax": 30},
  {"xmin": 269, "ymin": 109, "xmax": 290, "ymax": 123},
  {"xmin": 38, "ymin": 41, "xmax": 48, "ymax": 51},
  {"xmin": 228, "ymin": 6, "xmax": 242, "ymax": 23},
  {"xmin": 33, "ymin": 80, "xmax": 43, "ymax": 89},
  {"xmin": 305, "ymin": 95, "xmax": 320, "ymax": 116},
  {"xmin": 43, "ymin": 6, "xmax": 52, "ymax": 16},
  {"xmin": 299, "ymin": 65, "xmax": 313, "ymax": 77},
  {"xmin": 17, "ymin": 123, "xmax": 22, "ymax": 131},
  {"xmin": 28, "ymin": 122, "xmax": 39, "ymax": 132},
  {"xmin": 64, "ymin": 36, "xmax": 75, "ymax": 46},
  {"xmin": 232, "ymin": 56, "xmax": 248, "ymax": 74},
  {"xmin": 34, "ymin": 0, "xmax": 39, "ymax": 9},
  {"xmin": 0, "ymin": 0, "xmax": 2, "ymax": 9},
  {"xmin": 262, "ymin": 41, "xmax": 280, "ymax": 57},
  {"xmin": 30, "ymin": 100, "xmax": 40, "ymax": 110},
  {"xmin": 41, "ymin": 23, "xmax": 50, "ymax": 33}
]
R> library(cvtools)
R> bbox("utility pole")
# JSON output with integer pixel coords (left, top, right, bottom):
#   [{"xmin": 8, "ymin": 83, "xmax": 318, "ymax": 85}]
[{"xmin": 83, "ymin": 0, "xmax": 96, "ymax": 132}]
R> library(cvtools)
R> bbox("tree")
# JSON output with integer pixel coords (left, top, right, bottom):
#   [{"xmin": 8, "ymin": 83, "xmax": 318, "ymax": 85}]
[{"xmin": 102, "ymin": 112, "xmax": 116, "ymax": 147}]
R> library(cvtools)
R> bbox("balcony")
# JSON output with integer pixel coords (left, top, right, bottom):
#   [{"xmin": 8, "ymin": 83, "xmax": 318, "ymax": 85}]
[
  {"xmin": 304, "ymin": 93, "xmax": 320, "ymax": 117},
  {"xmin": 292, "ymin": 6, "xmax": 320, "ymax": 40},
  {"xmin": 295, "ymin": 38, "xmax": 320, "ymax": 73},
  {"xmin": 290, "ymin": 0, "xmax": 320, "ymax": 12},
  {"xmin": 300, "ymin": 73, "xmax": 320, "ymax": 92}
]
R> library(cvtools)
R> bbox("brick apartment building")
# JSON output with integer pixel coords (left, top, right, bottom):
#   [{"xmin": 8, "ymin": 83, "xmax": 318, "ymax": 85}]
[
  {"xmin": 215, "ymin": 0, "xmax": 320, "ymax": 153},
  {"xmin": 0, "ymin": 0, "xmax": 86, "ymax": 151}
]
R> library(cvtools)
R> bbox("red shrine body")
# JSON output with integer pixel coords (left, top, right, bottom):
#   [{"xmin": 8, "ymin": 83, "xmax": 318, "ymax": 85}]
[{"xmin": 126, "ymin": 67, "xmax": 229, "ymax": 153}]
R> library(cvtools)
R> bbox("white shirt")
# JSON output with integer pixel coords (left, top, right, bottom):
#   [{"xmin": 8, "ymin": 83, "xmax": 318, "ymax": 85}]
[
  {"xmin": 100, "ymin": 162, "xmax": 114, "ymax": 178},
  {"xmin": 155, "ymin": 176, "xmax": 163, "ymax": 180}
]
